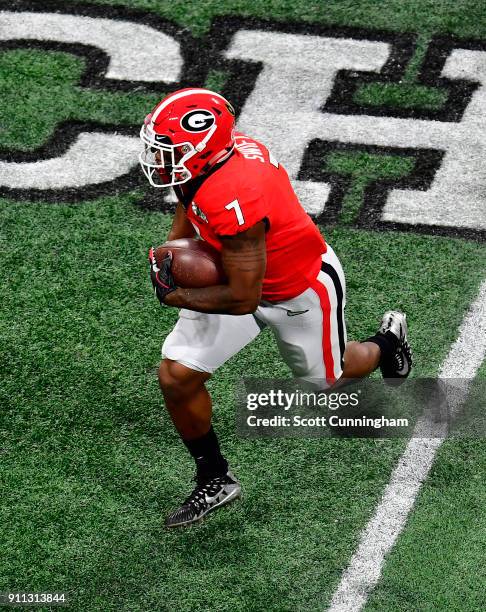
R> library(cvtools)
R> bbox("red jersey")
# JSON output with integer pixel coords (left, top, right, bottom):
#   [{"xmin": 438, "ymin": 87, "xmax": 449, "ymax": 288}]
[{"xmin": 180, "ymin": 133, "xmax": 327, "ymax": 302}]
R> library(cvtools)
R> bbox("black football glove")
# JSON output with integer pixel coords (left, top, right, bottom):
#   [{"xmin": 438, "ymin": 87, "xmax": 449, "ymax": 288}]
[{"xmin": 148, "ymin": 247, "xmax": 177, "ymax": 304}]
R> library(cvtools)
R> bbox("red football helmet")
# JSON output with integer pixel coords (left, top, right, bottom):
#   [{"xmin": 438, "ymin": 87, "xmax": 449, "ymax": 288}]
[{"xmin": 139, "ymin": 88, "xmax": 236, "ymax": 188}]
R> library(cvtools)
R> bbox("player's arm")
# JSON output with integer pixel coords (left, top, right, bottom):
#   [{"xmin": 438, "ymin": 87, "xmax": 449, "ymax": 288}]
[
  {"xmin": 167, "ymin": 201, "xmax": 196, "ymax": 240},
  {"xmin": 163, "ymin": 220, "xmax": 266, "ymax": 314}
]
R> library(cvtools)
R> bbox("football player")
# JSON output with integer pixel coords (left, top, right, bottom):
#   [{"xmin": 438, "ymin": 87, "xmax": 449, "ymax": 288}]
[{"xmin": 139, "ymin": 88, "xmax": 412, "ymax": 527}]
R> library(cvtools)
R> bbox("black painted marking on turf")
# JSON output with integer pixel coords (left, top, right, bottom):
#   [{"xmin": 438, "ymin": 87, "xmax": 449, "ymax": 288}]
[
  {"xmin": 208, "ymin": 17, "xmax": 422, "ymax": 119},
  {"xmin": 323, "ymin": 37, "xmax": 477, "ymax": 122},
  {"xmin": 0, "ymin": 5, "xmax": 484, "ymax": 241},
  {"xmin": 0, "ymin": 1, "xmax": 204, "ymax": 90},
  {"xmin": 0, "ymin": 0, "xmax": 210, "ymax": 207},
  {"xmin": 301, "ymin": 139, "xmax": 486, "ymax": 241},
  {"xmin": 210, "ymin": 16, "xmax": 486, "ymax": 241}
]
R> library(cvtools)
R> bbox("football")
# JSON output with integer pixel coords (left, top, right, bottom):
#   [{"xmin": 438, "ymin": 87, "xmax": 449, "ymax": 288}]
[{"xmin": 154, "ymin": 238, "xmax": 227, "ymax": 288}]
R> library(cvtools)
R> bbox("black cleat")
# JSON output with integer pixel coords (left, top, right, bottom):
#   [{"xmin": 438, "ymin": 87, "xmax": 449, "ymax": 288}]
[
  {"xmin": 165, "ymin": 471, "xmax": 241, "ymax": 528},
  {"xmin": 377, "ymin": 310, "xmax": 413, "ymax": 385}
]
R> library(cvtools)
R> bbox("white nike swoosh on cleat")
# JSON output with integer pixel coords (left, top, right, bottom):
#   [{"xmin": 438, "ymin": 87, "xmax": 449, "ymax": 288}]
[{"xmin": 204, "ymin": 491, "xmax": 223, "ymax": 505}]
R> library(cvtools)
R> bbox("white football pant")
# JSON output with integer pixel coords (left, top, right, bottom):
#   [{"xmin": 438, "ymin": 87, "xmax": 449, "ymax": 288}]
[{"xmin": 162, "ymin": 244, "xmax": 347, "ymax": 386}]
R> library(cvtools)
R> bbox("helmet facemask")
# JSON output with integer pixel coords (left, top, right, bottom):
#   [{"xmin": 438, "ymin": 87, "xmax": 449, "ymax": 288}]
[{"xmin": 139, "ymin": 126, "xmax": 196, "ymax": 187}]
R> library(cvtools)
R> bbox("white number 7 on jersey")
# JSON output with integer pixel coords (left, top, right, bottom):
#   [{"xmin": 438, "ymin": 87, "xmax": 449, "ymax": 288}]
[{"xmin": 225, "ymin": 199, "xmax": 245, "ymax": 225}]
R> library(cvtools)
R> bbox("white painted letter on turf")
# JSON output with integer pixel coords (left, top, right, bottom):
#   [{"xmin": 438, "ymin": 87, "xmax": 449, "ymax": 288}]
[
  {"xmin": 225, "ymin": 29, "xmax": 486, "ymax": 231},
  {"xmin": 0, "ymin": 11, "xmax": 182, "ymax": 191},
  {"xmin": 225, "ymin": 30, "xmax": 391, "ymax": 215}
]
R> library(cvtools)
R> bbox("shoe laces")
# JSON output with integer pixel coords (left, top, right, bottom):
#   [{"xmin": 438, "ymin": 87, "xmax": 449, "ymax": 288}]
[{"xmin": 183, "ymin": 475, "xmax": 226, "ymax": 512}]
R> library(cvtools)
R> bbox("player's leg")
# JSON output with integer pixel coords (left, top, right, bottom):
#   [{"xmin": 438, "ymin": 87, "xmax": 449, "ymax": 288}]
[
  {"xmin": 264, "ymin": 245, "xmax": 412, "ymax": 387},
  {"xmin": 159, "ymin": 308, "xmax": 262, "ymax": 527},
  {"xmin": 260, "ymin": 244, "xmax": 348, "ymax": 386},
  {"xmin": 340, "ymin": 341, "xmax": 381, "ymax": 378},
  {"xmin": 339, "ymin": 311, "xmax": 413, "ymax": 384},
  {"xmin": 158, "ymin": 359, "xmax": 212, "ymax": 440},
  {"xmin": 159, "ymin": 358, "xmax": 232, "ymax": 496}
]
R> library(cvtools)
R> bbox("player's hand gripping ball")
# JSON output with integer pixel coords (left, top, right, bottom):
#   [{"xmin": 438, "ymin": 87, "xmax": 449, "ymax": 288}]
[
  {"xmin": 153, "ymin": 239, "xmax": 226, "ymax": 290},
  {"xmin": 148, "ymin": 247, "xmax": 177, "ymax": 304}
]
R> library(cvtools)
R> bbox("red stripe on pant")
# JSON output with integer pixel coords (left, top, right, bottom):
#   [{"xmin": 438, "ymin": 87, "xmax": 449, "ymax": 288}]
[{"xmin": 310, "ymin": 278, "xmax": 336, "ymax": 385}]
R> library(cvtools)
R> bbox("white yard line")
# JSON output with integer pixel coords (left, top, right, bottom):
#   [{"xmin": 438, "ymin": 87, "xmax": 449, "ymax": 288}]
[{"xmin": 328, "ymin": 279, "xmax": 486, "ymax": 612}]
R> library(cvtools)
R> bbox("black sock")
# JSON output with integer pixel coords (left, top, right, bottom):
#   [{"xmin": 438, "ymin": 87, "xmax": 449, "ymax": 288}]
[
  {"xmin": 364, "ymin": 331, "xmax": 399, "ymax": 365},
  {"xmin": 182, "ymin": 426, "xmax": 228, "ymax": 481}
]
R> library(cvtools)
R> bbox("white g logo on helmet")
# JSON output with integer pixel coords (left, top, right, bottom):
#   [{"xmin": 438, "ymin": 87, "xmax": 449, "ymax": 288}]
[{"xmin": 180, "ymin": 109, "xmax": 215, "ymax": 132}]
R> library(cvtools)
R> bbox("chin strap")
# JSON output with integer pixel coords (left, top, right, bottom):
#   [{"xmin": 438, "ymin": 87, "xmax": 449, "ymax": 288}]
[{"xmin": 194, "ymin": 123, "xmax": 218, "ymax": 152}]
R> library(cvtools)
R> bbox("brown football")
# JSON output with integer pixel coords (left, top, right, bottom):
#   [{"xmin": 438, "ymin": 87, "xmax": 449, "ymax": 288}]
[{"xmin": 154, "ymin": 238, "xmax": 227, "ymax": 288}]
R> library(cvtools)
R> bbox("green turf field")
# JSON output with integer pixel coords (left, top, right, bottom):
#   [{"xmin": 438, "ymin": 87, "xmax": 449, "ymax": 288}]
[{"xmin": 1, "ymin": 1, "xmax": 485, "ymax": 610}]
